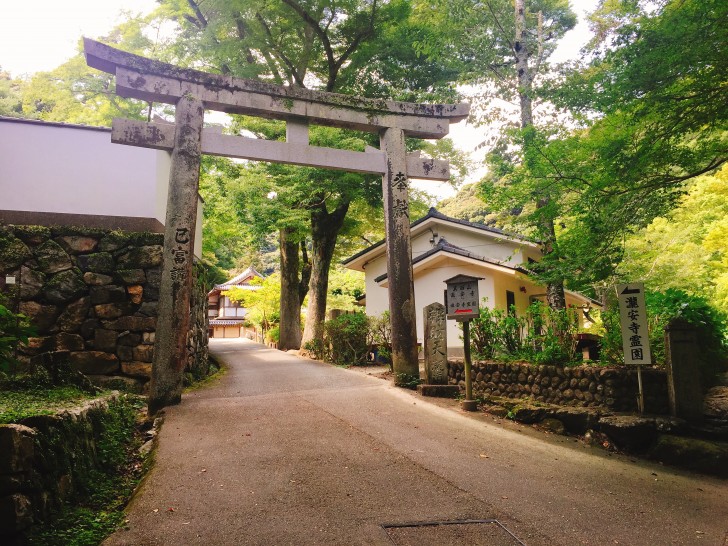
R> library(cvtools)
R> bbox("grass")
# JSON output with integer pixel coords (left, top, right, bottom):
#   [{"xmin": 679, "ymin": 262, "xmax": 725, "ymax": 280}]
[
  {"xmin": 0, "ymin": 385, "xmax": 101, "ymax": 424},
  {"xmin": 26, "ymin": 395, "xmax": 148, "ymax": 546}
]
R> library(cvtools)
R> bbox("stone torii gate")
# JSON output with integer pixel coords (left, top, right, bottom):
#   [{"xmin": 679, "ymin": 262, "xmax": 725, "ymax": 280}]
[{"xmin": 83, "ymin": 38, "xmax": 468, "ymax": 413}]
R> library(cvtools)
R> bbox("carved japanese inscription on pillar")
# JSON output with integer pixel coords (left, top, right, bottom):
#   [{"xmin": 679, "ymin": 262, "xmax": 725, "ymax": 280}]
[
  {"xmin": 423, "ymin": 302, "xmax": 448, "ymax": 384},
  {"xmin": 391, "ymin": 172, "xmax": 410, "ymax": 219}
]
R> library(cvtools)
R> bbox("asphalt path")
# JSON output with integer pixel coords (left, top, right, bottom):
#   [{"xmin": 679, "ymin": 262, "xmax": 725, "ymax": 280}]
[{"xmin": 105, "ymin": 338, "xmax": 728, "ymax": 546}]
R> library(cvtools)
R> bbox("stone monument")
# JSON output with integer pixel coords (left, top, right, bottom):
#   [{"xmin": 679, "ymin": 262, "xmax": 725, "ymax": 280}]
[{"xmin": 418, "ymin": 302, "xmax": 459, "ymax": 397}]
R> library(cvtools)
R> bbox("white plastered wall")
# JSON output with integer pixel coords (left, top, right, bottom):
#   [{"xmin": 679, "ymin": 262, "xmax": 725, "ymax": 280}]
[{"xmin": 0, "ymin": 118, "xmax": 203, "ymax": 257}]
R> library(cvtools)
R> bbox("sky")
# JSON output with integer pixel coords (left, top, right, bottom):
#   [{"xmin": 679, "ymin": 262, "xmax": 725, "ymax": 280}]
[
  {"xmin": 0, "ymin": 1, "xmax": 158, "ymax": 76},
  {"xmin": 1, "ymin": 0, "xmax": 599, "ymax": 200}
]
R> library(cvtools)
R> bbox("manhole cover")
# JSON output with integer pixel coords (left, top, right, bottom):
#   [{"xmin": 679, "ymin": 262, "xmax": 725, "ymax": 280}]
[{"xmin": 383, "ymin": 519, "xmax": 525, "ymax": 546}]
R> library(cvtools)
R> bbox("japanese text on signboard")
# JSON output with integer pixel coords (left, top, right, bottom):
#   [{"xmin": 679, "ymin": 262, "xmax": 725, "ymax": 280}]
[
  {"xmin": 444, "ymin": 275, "xmax": 482, "ymax": 321},
  {"xmin": 617, "ymin": 283, "xmax": 652, "ymax": 365}
]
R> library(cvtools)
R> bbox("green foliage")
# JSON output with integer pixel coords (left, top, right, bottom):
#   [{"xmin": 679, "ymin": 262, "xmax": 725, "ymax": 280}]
[
  {"xmin": 266, "ymin": 326, "xmax": 280, "ymax": 344},
  {"xmin": 438, "ymin": 183, "xmax": 499, "ymax": 226},
  {"xmin": 198, "ymin": 157, "xmax": 268, "ymax": 275},
  {"xmin": 598, "ymin": 288, "xmax": 728, "ymax": 383},
  {"xmin": 468, "ymin": 300, "xmax": 580, "ymax": 365},
  {"xmin": 323, "ymin": 313, "xmax": 370, "ymax": 365},
  {"xmin": 0, "ymin": 68, "xmax": 23, "ymax": 117},
  {"xmin": 327, "ymin": 267, "xmax": 365, "ymax": 311},
  {"xmin": 0, "ymin": 295, "xmax": 36, "ymax": 373},
  {"xmin": 21, "ymin": 16, "xmax": 163, "ymax": 125},
  {"xmin": 647, "ymin": 290, "xmax": 727, "ymax": 380},
  {"xmin": 620, "ymin": 167, "xmax": 728, "ymax": 315},
  {"xmin": 395, "ymin": 373, "xmax": 421, "ymax": 389},
  {"xmin": 27, "ymin": 396, "xmax": 146, "ymax": 546},
  {"xmin": 0, "ymin": 386, "xmax": 97, "ymax": 424},
  {"xmin": 226, "ymin": 274, "xmax": 281, "ymax": 329},
  {"xmin": 367, "ymin": 312, "xmax": 392, "ymax": 369},
  {"xmin": 302, "ymin": 338, "xmax": 327, "ymax": 361}
]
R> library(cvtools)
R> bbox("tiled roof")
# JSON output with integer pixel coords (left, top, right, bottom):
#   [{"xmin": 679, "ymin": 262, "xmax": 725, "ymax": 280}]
[
  {"xmin": 210, "ymin": 266, "xmax": 265, "ymax": 293},
  {"xmin": 374, "ymin": 238, "xmax": 529, "ymax": 283},
  {"xmin": 343, "ymin": 207, "xmax": 534, "ymax": 265}
]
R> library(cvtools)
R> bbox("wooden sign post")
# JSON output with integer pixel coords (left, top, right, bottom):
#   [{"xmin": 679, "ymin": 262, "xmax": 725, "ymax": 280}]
[
  {"xmin": 617, "ymin": 283, "xmax": 652, "ymax": 414},
  {"xmin": 83, "ymin": 39, "xmax": 468, "ymax": 412},
  {"xmin": 444, "ymin": 275, "xmax": 483, "ymax": 411}
]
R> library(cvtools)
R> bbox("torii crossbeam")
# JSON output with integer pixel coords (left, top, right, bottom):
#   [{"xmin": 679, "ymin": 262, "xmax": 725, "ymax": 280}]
[{"xmin": 84, "ymin": 38, "xmax": 469, "ymax": 413}]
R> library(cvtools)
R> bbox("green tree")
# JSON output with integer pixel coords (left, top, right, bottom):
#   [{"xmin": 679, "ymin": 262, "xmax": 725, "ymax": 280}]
[
  {"xmin": 226, "ymin": 274, "xmax": 282, "ymax": 334},
  {"xmin": 21, "ymin": 17, "xmax": 163, "ymax": 125},
  {"xmin": 416, "ymin": 0, "xmax": 576, "ymax": 308},
  {"xmin": 0, "ymin": 69, "xmax": 24, "ymax": 117},
  {"xmin": 156, "ymin": 0, "xmax": 463, "ymax": 350},
  {"xmin": 531, "ymin": 0, "xmax": 728, "ymax": 295},
  {"xmin": 478, "ymin": 0, "xmax": 727, "ymax": 302},
  {"xmin": 619, "ymin": 167, "xmax": 728, "ymax": 314}
]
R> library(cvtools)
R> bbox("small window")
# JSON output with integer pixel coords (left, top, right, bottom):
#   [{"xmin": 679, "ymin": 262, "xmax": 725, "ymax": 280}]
[{"xmin": 506, "ymin": 290, "xmax": 516, "ymax": 316}]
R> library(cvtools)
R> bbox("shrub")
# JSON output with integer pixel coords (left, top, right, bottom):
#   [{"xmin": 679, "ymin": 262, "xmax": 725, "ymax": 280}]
[
  {"xmin": 266, "ymin": 326, "xmax": 280, "ymax": 344},
  {"xmin": 600, "ymin": 288, "xmax": 727, "ymax": 383},
  {"xmin": 367, "ymin": 312, "xmax": 392, "ymax": 369},
  {"xmin": 469, "ymin": 305, "xmax": 499, "ymax": 360},
  {"xmin": 524, "ymin": 302, "xmax": 580, "ymax": 365},
  {"xmin": 323, "ymin": 312, "xmax": 369, "ymax": 365},
  {"xmin": 0, "ymin": 295, "xmax": 36, "ymax": 374},
  {"xmin": 303, "ymin": 338, "xmax": 327, "ymax": 361},
  {"xmin": 467, "ymin": 299, "xmax": 580, "ymax": 365}
]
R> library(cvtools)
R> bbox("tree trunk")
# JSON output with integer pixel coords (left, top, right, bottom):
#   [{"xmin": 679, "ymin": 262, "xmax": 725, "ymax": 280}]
[
  {"xmin": 278, "ymin": 227, "xmax": 302, "ymax": 350},
  {"xmin": 514, "ymin": 0, "xmax": 533, "ymax": 130},
  {"xmin": 299, "ymin": 240, "xmax": 311, "ymax": 307},
  {"xmin": 515, "ymin": 0, "xmax": 566, "ymax": 310},
  {"xmin": 300, "ymin": 198, "xmax": 350, "ymax": 347}
]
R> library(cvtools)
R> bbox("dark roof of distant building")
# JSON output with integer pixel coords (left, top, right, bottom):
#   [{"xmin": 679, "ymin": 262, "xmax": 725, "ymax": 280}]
[
  {"xmin": 343, "ymin": 207, "xmax": 535, "ymax": 266},
  {"xmin": 374, "ymin": 237, "xmax": 529, "ymax": 283},
  {"xmin": 209, "ymin": 266, "xmax": 265, "ymax": 295}
]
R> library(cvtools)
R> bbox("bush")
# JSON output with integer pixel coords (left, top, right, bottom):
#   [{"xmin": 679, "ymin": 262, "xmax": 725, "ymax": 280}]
[
  {"xmin": 303, "ymin": 338, "xmax": 327, "ymax": 361},
  {"xmin": 600, "ymin": 288, "xmax": 728, "ymax": 384},
  {"xmin": 323, "ymin": 312, "xmax": 370, "ymax": 365},
  {"xmin": 266, "ymin": 326, "xmax": 280, "ymax": 344},
  {"xmin": 0, "ymin": 294, "xmax": 36, "ymax": 374},
  {"xmin": 367, "ymin": 312, "xmax": 392, "ymax": 369},
  {"xmin": 468, "ymin": 300, "xmax": 580, "ymax": 365}
]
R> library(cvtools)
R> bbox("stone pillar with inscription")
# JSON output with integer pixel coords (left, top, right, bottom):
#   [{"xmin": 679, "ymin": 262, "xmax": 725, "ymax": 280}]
[
  {"xmin": 149, "ymin": 96, "xmax": 205, "ymax": 414},
  {"xmin": 423, "ymin": 302, "xmax": 448, "ymax": 384},
  {"xmin": 380, "ymin": 128, "xmax": 420, "ymax": 385},
  {"xmin": 665, "ymin": 318, "xmax": 703, "ymax": 423}
]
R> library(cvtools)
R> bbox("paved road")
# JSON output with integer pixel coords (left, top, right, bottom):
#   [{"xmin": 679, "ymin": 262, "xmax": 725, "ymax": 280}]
[{"xmin": 106, "ymin": 339, "xmax": 728, "ymax": 546}]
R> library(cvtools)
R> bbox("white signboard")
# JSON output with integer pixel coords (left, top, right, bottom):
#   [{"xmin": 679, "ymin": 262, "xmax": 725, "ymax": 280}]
[{"xmin": 617, "ymin": 283, "xmax": 652, "ymax": 366}]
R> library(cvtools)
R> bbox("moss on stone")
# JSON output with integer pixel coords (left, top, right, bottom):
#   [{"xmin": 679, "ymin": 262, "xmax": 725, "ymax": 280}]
[
  {"xmin": 0, "ymin": 231, "xmax": 33, "ymax": 273},
  {"xmin": 13, "ymin": 225, "xmax": 52, "ymax": 244},
  {"xmin": 50, "ymin": 225, "xmax": 107, "ymax": 238},
  {"xmin": 648, "ymin": 434, "xmax": 728, "ymax": 477},
  {"xmin": 126, "ymin": 232, "xmax": 164, "ymax": 247}
]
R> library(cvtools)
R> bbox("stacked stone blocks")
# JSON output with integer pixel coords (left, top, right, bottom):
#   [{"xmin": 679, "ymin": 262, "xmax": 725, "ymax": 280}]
[
  {"xmin": 449, "ymin": 360, "xmax": 669, "ymax": 414},
  {"xmin": 0, "ymin": 224, "xmax": 208, "ymax": 392}
]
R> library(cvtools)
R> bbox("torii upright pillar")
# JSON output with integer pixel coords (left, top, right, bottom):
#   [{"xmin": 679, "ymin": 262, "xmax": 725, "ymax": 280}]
[
  {"xmin": 149, "ymin": 96, "xmax": 205, "ymax": 414},
  {"xmin": 381, "ymin": 128, "xmax": 419, "ymax": 383}
]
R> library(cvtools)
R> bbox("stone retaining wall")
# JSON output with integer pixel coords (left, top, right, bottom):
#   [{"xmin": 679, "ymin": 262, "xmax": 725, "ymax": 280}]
[
  {"xmin": 448, "ymin": 361, "xmax": 669, "ymax": 414},
  {"xmin": 0, "ymin": 225, "xmax": 208, "ymax": 391},
  {"xmin": 0, "ymin": 394, "xmax": 133, "ymax": 543}
]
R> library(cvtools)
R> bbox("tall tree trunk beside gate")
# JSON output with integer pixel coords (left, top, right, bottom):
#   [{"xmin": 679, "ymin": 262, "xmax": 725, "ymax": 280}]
[
  {"xmin": 279, "ymin": 227, "xmax": 303, "ymax": 350},
  {"xmin": 301, "ymin": 198, "xmax": 350, "ymax": 348},
  {"xmin": 514, "ymin": 0, "xmax": 565, "ymax": 310}
]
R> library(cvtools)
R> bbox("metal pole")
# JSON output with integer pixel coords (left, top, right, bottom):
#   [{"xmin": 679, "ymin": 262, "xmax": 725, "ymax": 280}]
[
  {"xmin": 461, "ymin": 320, "xmax": 477, "ymax": 411},
  {"xmin": 636, "ymin": 365, "xmax": 645, "ymax": 414}
]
